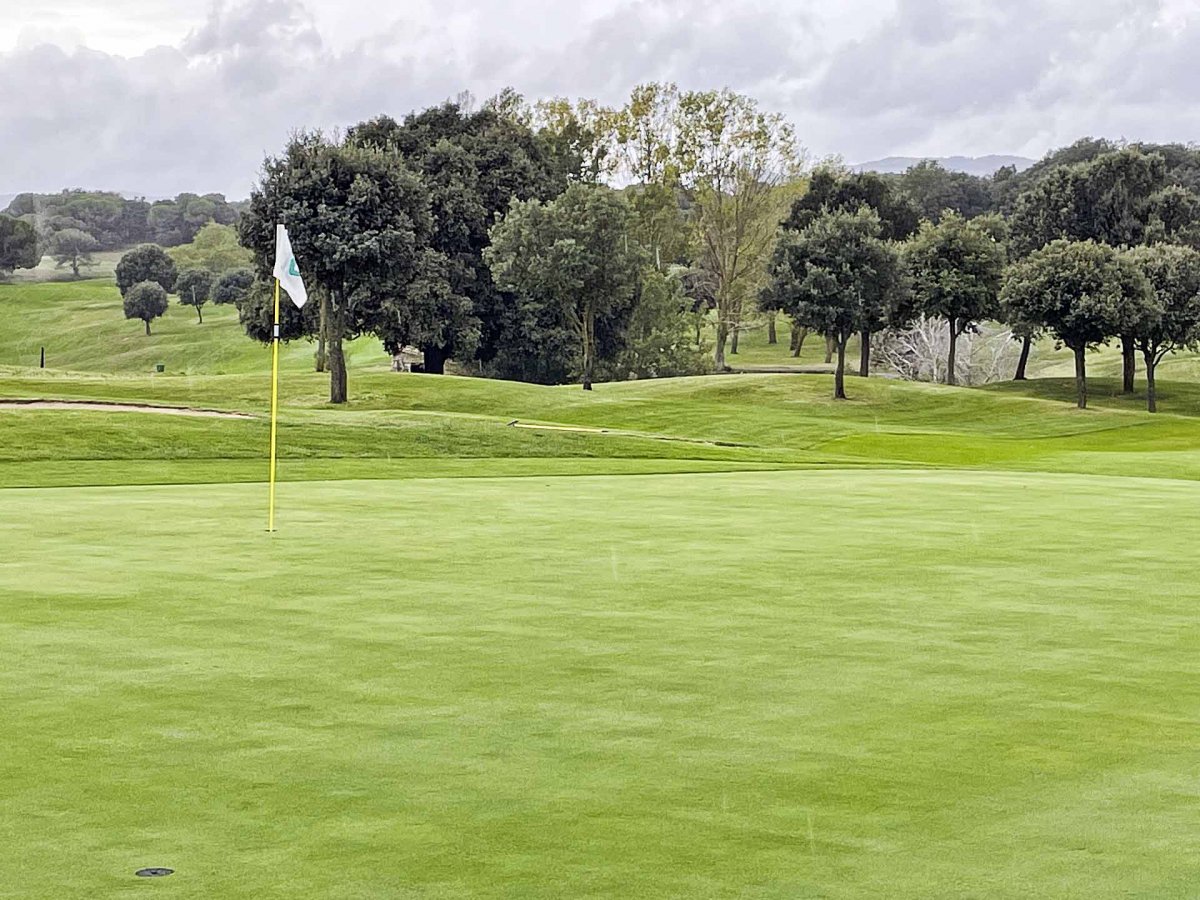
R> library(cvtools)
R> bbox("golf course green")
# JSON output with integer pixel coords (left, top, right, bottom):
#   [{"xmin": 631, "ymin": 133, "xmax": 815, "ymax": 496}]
[{"xmin": 3, "ymin": 277, "xmax": 1200, "ymax": 897}]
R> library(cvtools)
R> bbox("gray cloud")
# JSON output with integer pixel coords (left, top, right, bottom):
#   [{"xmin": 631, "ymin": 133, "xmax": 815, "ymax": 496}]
[{"xmin": 1, "ymin": 0, "xmax": 1198, "ymax": 198}]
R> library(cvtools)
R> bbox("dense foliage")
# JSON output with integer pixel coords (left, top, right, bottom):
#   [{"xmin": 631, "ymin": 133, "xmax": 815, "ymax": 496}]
[
  {"xmin": 4, "ymin": 190, "xmax": 241, "ymax": 251},
  {"xmin": 238, "ymin": 132, "xmax": 440, "ymax": 403},
  {"xmin": 763, "ymin": 208, "xmax": 906, "ymax": 399},
  {"xmin": 122, "ymin": 280, "xmax": 169, "ymax": 335},
  {"xmin": 115, "ymin": 245, "xmax": 177, "ymax": 296},
  {"xmin": 0, "ymin": 215, "xmax": 39, "ymax": 275}
]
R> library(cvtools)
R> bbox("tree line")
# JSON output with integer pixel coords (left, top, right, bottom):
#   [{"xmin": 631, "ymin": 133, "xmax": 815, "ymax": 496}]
[
  {"xmin": 235, "ymin": 83, "xmax": 1200, "ymax": 408},
  {"xmin": 236, "ymin": 86, "xmax": 807, "ymax": 402},
  {"xmin": 764, "ymin": 141, "xmax": 1200, "ymax": 411},
  {"xmin": 0, "ymin": 190, "xmax": 244, "ymax": 279},
  {"xmin": 112, "ymin": 243, "xmax": 250, "ymax": 333}
]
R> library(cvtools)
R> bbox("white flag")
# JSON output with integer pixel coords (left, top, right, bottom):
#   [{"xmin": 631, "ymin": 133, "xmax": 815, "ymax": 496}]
[{"xmin": 273, "ymin": 224, "xmax": 308, "ymax": 308}]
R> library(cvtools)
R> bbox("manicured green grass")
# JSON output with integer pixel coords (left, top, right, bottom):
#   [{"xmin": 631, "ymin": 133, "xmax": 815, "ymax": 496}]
[
  {"xmin": 4, "ymin": 470, "xmax": 1200, "ymax": 897},
  {"xmin": 6, "ymin": 277, "xmax": 1200, "ymax": 896}
]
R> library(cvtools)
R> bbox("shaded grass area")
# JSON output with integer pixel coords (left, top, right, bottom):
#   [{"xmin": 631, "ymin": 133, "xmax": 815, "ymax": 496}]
[{"xmin": 3, "ymin": 470, "xmax": 1200, "ymax": 898}]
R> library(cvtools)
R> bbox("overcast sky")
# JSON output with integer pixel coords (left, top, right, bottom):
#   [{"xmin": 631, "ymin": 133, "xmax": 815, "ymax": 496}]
[{"xmin": 1, "ymin": 0, "xmax": 1198, "ymax": 198}]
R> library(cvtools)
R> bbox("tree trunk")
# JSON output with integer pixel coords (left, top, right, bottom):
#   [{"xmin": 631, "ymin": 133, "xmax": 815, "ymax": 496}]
[
  {"xmin": 824, "ymin": 334, "xmax": 833, "ymax": 364},
  {"xmin": 859, "ymin": 329, "xmax": 871, "ymax": 377},
  {"xmin": 582, "ymin": 316, "xmax": 595, "ymax": 390},
  {"xmin": 730, "ymin": 328, "xmax": 739, "ymax": 355},
  {"xmin": 196, "ymin": 305, "xmax": 203, "ymax": 324},
  {"xmin": 1144, "ymin": 350, "xmax": 1157, "ymax": 413},
  {"xmin": 328, "ymin": 293, "xmax": 347, "ymax": 404},
  {"xmin": 791, "ymin": 325, "xmax": 807, "ymax": 359},
  {"xmin": 714, "ymin": 319, "xmax": 729, "ymax": 369},
  {"xmin": 1121, "ymin": 335, "xmax": 1136, "ymax": 393},
  {"xmin": 789, "ymin": 323, "xmax": 799, "ymax": 353},
  {"xmin": 422, "ymin": 346, "xmax": 447, "ymax": 375},
  {"xmin": 315, "ymin": 290, "xmax": 328, "ymax": 373},
  {"xmin": 144, "ymin": 319, "xmax": 151, "ymax": 336},
  {"xmin": 1073, "ymin": 345, "xmax": 1087, "ymax": 409},
  {"xmin": 1014, "ymin": 334, "xmax": 1031, "ymax": 380},
  {"xmin": 946, "ymin": 318, "xmax": 958, "ymax": 385},
  {"xmin": 71, "ymin": 258, "xmax": 79, "ymax": 277},
  {"xmin": 767, "ymin": 313, "xmax": 777, "ymax": 345},
  {"xmin": 833, "ymin": 337, "xmax": 847, "ymax": 400}
]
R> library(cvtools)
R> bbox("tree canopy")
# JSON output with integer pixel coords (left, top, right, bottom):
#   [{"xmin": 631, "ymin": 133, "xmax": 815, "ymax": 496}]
[
  {"xmin": 238, "ymin": 131, "xmax": 440, "ymax": 403},
  {"xmin": 905, "ymin": 212, "xmax": 1008, "ymax": 384},
  {"xmin": 176, "ymin": 268, "xmax": 214, "ymax": 323},
  {"xmin": 0, "ymin": 215, "xmax": 40, "ymax": 276},
  {"xmin": 763, "ymin": 207, "xmax": 905, "ymax": 399},
  {"xmin": 346, "ymin": 103, "xmax": 564, "ymax": 373},
  {"xmin": 486, "ymin": 183, "xmax": 643, "ymax": 390},
  {"xmin": 115, "ymin": 244, "xmax": 177, "ymax": 296},
  {"xmin": 1001, "ymin": 239, "xmax": 1153, "ymax": 408},
  {"xmin": 123, "ymin": 281, "xmax": 169, "ymax": 335},
  {"xmin": 1126, "ymin": 244, "xmax": 1200, "ymax": 411}
]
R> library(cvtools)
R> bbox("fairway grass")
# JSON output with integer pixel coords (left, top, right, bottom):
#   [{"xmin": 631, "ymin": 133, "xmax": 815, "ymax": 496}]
[{"xmin": 3, "ymin": 470, "xmax": 1200, "ymax": 898}]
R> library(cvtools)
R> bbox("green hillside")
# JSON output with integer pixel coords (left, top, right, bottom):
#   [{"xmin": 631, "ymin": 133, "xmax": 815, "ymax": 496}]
[{"xmin": 0, "ymin": 278, "xmax": 391, "ymax": 375}]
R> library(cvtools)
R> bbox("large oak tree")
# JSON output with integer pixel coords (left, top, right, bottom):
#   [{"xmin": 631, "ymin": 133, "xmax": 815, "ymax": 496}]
[
  {"xmin": 238, "ymin": 132, "xmax": 439, "ymax": 403},
  {"xmin": 763, "ymin": 208, "xmax": 905, "ymax": 400},
  {"xmin": 1001, "ymin": 239, "xmax": 1153, "ymax": 409},
  {"xmin": 486, "ymin": 184, "xmax": 642, "ymax": 390}
]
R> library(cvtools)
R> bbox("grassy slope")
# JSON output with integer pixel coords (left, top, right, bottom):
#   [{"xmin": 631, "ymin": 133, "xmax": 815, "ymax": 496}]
[
  {"xmin": 5, "ymin": 366, "xmax": 1200, "ymax": 487},
  {"xmin": 0, "ymin": 279, "xmax": 391, "ymax": 375}
]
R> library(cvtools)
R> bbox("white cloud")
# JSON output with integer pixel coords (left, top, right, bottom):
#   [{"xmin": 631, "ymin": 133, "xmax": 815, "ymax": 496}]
[{"xmin": 1, "ymin": 0, "xmax": 1198, "ymax": 197}]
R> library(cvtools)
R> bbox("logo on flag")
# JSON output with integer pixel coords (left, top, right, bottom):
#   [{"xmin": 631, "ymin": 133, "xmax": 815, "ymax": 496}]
[{"xmin": 273, "ymin": 224, "xmax": 308, "ymax": 308}]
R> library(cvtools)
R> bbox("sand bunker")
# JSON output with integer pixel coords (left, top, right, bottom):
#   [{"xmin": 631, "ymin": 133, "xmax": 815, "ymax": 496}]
[{"xmin": 0, "ymin": 400, "xmax": 255, "ymax": 419}]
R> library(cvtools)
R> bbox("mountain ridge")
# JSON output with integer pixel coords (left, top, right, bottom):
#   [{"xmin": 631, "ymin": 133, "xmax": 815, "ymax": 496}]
[{"xmin": 852, "ymin": 155, "xmax": 1036, "ymax": 176}]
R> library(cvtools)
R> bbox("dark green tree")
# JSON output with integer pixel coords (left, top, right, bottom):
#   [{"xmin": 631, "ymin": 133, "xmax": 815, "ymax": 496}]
[
  {"xmin": 786, "ymin": 170, "xmax": 920, "ymax": 240},
  {"xmin": 1126, "ymin": 244, "xmax": 1200, "ymax": 412},
  {"xmin": 48, "ymin": 228, "xmax": 99, "ymax": 277},
  {"xmin": 0, "ymin": 215, "xmax": 40, "ymax": 276},
  {"xmin": 347, "ymin": 104, "xmax": 563, "ymax": 374},
  {"xmin": 486, "ymin": 183, "xmax": 643, "ymax": 390},
  {"xmin": 212, "ymin": 268, "xmax": 254, "ymax": 305},
  {"xmin": 115, "ymin": 244, "xmax": 177, "ymax": 296},
  {"xmin": 123, "ymin": 280, "xmax": 169, "ymax": 335},
  {"xmin": 763, "ymin": 208, "xmax": 906, "ymax": 399},
  {"xmin": 238, "ymin": 131, "xmax": 438, "ymax": 403},
  {"xmin": 1010, "ymin": 148, "xmax": 1171, "ymax": 393},
  {"xmin": 783, "ymin": 170, "xmax": 918, "ymax": 374},
  {"xmin": 176, "ymin": 268, "xmax": 214, "ymax": 323},
  {"xmin": 904, "ymin": 212, "xmax": 1008, "ymax": 384},
  {"xmin": 896, "ymin": 160, "xmax": 995, "ymax": 222},
  {"xmin": 1000, "ymin": 240, "xmax": 1153, "ymax": 409}
]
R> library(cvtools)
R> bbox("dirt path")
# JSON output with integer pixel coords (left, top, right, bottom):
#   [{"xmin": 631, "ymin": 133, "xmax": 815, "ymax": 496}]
[{"xmin": 0, "ymin": 400, "xmax": 255, "ymax": 419}]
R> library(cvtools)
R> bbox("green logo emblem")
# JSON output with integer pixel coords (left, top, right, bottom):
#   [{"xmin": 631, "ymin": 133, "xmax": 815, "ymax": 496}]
[{"xmin": 288, "ymin": 257, "xmax": 300, "ymax": 277}]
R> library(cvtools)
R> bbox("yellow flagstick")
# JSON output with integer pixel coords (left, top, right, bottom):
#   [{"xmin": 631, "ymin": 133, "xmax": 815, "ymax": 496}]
[{"xmin": 267, "ymin": 277, "xmax": 282, "ymax": 532}]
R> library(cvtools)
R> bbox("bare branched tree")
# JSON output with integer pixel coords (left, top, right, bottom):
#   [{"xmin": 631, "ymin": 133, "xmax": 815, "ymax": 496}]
[{"xmin": 874, "ymin": 317, "xmax": 1021, "ymax": 386}]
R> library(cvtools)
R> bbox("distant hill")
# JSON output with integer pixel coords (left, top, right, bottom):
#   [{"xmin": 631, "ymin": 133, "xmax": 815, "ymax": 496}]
[
  {"xmin": 0, "ymin": 194, "xmax": 16, "ymax": 212},
  {"xmin": 852, "ymin": 155, "xmax": 1036, "ymax": 177}
]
